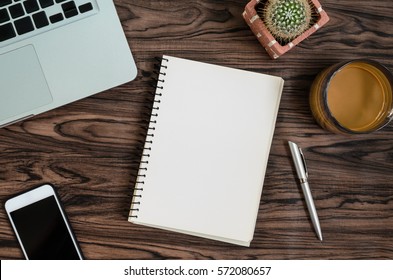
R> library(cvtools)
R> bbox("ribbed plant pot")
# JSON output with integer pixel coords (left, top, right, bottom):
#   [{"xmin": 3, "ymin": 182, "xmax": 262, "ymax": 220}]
[{"xmin": 243, "ymin": 0, "xmax": 329, "ymax": 59}]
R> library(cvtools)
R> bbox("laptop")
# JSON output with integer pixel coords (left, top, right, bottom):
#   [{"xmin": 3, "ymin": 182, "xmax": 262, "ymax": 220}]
[{"xmin": 0, "ymin": 0, "xmax": 137, "ymax": 128}]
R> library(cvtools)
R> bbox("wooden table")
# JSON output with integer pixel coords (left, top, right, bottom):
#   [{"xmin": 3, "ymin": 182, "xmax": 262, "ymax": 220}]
[{"xmin": 1, "ymin": 0, "xmax": 392, "ymax": 259}]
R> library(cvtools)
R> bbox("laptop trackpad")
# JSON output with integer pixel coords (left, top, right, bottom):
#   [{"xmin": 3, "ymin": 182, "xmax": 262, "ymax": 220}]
[{"xmin": 0, "ymin": 45, "xmax": 52, "ymax": 121}]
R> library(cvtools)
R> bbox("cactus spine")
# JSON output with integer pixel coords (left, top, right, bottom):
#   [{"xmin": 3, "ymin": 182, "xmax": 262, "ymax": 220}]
[{"xmin": 259, "ymin": 0, "xmax": 312, "ymax": 45}]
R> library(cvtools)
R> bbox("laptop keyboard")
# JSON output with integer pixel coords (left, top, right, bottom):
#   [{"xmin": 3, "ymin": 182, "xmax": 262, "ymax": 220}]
[{"xmin": 0, "ymin": 0, "xmax": 97, "ymax": 45}]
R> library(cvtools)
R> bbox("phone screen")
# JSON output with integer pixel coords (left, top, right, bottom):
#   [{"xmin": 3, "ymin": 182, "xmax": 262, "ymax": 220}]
[{"xmin": 9, "ymin": 195, "xmax": 81, "ymax": 260}]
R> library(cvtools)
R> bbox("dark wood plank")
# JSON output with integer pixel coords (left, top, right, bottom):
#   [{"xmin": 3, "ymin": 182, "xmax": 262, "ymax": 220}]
[{"xmin": 0, "ymin": 0, "xmax": 392, "ymax": 259}]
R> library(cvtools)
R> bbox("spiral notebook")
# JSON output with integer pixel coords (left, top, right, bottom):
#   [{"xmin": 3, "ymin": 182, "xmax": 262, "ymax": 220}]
[{"xmin": 128, "ymin": 55, "xmax": 284, "ymax": 246}]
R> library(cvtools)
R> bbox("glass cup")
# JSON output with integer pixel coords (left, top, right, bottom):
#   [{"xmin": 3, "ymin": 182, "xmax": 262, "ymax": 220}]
[{"xmin": 309, "ymin": 59, "xmax": 393, "ymax": 134}]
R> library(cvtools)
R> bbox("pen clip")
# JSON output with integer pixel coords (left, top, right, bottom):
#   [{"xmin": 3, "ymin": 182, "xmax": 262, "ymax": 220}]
[{"xmin": 298, "ymin": 147, "xmax": 308, "ymax": 179}]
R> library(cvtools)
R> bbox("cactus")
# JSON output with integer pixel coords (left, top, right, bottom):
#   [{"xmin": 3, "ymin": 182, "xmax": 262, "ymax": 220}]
[{"xmin": 258, "ymin": 0, "xmax": 313, "ymax": 45}]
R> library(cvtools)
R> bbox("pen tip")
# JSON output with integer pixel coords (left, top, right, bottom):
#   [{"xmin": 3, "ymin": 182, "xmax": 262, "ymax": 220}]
[{"xmin": 318, "ymin": 233, "xmax": 323, "ymax": 242}]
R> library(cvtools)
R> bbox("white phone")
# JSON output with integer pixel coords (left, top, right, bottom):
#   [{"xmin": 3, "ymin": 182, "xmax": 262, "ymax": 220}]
[{"xmin": 5, "ymin": 184, "xmax": 83, "ymax": 260}]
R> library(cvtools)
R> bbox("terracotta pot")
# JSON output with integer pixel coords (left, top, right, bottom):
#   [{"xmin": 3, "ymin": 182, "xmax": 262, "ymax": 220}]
[{"xmin": 243, "ymin": 0, "xmax": 329, "ymax": 59}]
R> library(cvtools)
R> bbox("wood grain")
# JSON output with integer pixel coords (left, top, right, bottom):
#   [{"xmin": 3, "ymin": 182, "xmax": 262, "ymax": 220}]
[{"xmin": 1, "ymin": 0, "xmax": 393, "ymax": 259}]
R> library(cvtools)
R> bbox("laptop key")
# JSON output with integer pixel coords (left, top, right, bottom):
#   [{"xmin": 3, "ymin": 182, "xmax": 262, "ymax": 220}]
[
  {"xmin": 32, "ymin": 11, "xmax": 49, "ymax": 29},
  {"xmin": 0, "ymin": 22, "xmax": 16, "ymax": 42},
  {"xmin": 79, "ymin": 2, "xmax": 93, "ymax": 14},
  {"xmin": 24, "ymin": 0, "xmax": 40, "ymax": 14},
  {"xmin": 39, "ymin": 0, "xmax": 54, "ymax": 9},
  {"xmin": 14, "ymin": 16, "xmax": 35, "ymax": 35},
  {"xmin": 62, "ymin": 1, "xmax": 78, "ymax": 18},
  {"xmin": 9, "ymin": 3, "xmax": 25, "ymax": 19},
  {"xmin": 49, "ymin": 12, "xmax": 63, "ymax": 23},
  {"xmin": 0, "ymin": 8, "xmax": 9, "ymax": 24},
  {"xmin": 0, "ymin": 0, "xmax": 12, "ymax": 8}
]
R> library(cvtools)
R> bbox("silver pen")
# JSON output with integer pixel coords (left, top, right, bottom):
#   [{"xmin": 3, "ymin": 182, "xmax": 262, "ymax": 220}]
[{"xmin": 288, "ymin": 141, "xmax": 323, "ymax": 241}]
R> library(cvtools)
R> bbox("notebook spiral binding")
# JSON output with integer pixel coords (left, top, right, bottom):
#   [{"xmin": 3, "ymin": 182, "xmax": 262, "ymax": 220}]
[{"xmin": 129, "ymin": 56, "xmax": 169, "ymax": 219}]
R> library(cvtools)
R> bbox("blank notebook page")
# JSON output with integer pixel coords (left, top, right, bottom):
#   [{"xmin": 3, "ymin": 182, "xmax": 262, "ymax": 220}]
[{"xmin": 129, "ymin": 55, "xmax": 284, "ymax": 246}]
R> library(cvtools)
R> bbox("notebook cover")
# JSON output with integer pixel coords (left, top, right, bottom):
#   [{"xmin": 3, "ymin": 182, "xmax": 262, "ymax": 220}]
[{"xmin": 129, "ymin": 55, "xmax": 284, "ymax": 246}]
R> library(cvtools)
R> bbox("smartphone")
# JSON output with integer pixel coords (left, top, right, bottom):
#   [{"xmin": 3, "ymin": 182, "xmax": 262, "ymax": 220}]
[{"xmin": 5, "ymin": 184, "xmax": 83, "ymax": 260}]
